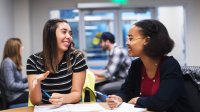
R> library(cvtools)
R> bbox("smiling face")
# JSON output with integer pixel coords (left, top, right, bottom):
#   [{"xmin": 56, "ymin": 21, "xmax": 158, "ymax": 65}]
[
  {"xmin": 126, "ymin": 25, "xmax": 148, "ymax": 57},
  {"xmin": 56, "ymin": 22, "xmax": 72, "ymax": 53}
]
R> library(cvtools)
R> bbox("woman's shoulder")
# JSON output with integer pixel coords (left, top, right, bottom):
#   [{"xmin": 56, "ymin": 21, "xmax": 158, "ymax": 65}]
[
  {"xmin": 1, "ymin": 58, "xmax": 15, "ymax": 67},
  {"xmin": 2, "ymin": 57, "xmax": 12, "ymax": 63},
  {"xmin": 131, "ymin": 58, "xmax": 142, "ymax": 66},
  {"xmin": 28, "ymin": 52, "xmax": 43, "ymax": 60},
  {"xmin": 129, "ymin": 58, "xmax": 143, "ymax": 70},
  {"xmin": 162, "ymin": 56, "xmax": 180, "ymax": 67},
  {"xmin": 27, "ymin": 52, "xmax": 43, "ymax": 66},
  {"xmin": 160, "ymin": 56, "xmax": 182, "ymax": 76},
  {"xmin": 70, "ymin": 49, "xmax": 85, "ymax": 58}
]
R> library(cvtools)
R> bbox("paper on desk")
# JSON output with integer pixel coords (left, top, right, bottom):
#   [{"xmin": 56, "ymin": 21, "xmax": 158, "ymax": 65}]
[
  {"xmin": 34, "ymin": 103, "xmax": 105, "ymax": 112},
  {"xmin": 34, "ymin": 105, "xmax": 69, "ymax": 112},
  {"xmin": 67, "ymin": 103, "xmax": 105, "ymax": 111},
  {"xmin": 100, "ymin": 102, "xmax": 147, "ymax": 112}
]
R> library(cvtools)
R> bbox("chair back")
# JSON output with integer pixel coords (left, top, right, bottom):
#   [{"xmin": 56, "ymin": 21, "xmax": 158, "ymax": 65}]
[
  {"xmin": 28, "ymin": 96, "xmax": 33, "ymax": 106},
  {"xmin": 82, "ymin": 70, "xmax": 96, "ymax": 102},
  {"xmin": 0, "ymin": 81, "xmax": 7, "ymax": 110},
  {"xmin": 182, "ymin": 66, "xmax": 200, "ymax": 112}
]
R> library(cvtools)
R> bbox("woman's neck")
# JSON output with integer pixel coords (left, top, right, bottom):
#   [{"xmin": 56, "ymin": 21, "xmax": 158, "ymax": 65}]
[{"xmin": 141, "ymin": 56, "xmax": 161, "ymax": 79}]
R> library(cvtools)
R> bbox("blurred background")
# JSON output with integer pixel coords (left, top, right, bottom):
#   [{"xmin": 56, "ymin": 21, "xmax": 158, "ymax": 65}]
[{"xmin": 0, "ymin": 0, "xmax": 200, "ymax": 75}]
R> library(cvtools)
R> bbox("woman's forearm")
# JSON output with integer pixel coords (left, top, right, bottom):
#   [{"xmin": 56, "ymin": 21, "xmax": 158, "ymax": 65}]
[{"xmin": 29, "ymin": 78, "xmax": 42, "ymax": 105}]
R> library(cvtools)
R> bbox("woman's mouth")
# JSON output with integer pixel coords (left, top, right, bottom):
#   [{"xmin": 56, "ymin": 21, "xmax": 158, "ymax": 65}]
[{"xmin": 63, "ymin": 41, "xmax": 70, "ymax": 47}]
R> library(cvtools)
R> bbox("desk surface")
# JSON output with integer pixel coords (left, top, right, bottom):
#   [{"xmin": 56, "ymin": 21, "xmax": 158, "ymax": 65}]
[
  {"xmin": 95, "ymin": 76, "xmax": 106, "ymax": 84},
  {"xmin": 0, "ymin": 103, "xmax": 109, "ymax": 112}
]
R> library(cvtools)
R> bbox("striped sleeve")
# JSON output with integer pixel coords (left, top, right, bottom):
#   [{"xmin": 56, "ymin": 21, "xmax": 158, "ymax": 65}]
[
  {"xmin": 26, "ymin": 54, "xmax": 40, "ymax": 75},
  {"xmin": 72, "ymin": 52, "xmax": 88, "ymax": 72}
]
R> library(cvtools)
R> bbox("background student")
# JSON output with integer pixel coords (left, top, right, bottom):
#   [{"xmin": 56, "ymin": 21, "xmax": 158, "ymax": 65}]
[
  {"xmin": 91, "ymin": 32, "xmax": 132, "ymax": 96},
  {"xmin": 106, "ymin": 19, "xmax": 192, "ymax": 112},
  {"xmin": 26, "ymin": 18, "xmax": 88, "ymax": 105},
  {"xmin": 0, "ymin": 38, "xmax": 28, "ymax": 106}
]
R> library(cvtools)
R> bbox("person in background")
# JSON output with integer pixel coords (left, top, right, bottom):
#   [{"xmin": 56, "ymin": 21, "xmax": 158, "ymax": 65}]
[
  {"xmin": 26, "ymin": 18, "xmax": 88, "ymax": 105},
  {"xmin": 91, "ymin": 32, "xmax": 132, "ymax": 96},
  {"xmin": 106, "ymin": 19, "xmax": 192, "ymax": 112},
  {"xmin": 0, "ymin": 38, "xmax": 28, "ymax": 106}
]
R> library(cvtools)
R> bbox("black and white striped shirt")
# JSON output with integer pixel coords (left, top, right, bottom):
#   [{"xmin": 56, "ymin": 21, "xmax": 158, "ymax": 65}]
[{"xmin": 26, "ymin": 50, "xmax": 88, "ymax": 104}]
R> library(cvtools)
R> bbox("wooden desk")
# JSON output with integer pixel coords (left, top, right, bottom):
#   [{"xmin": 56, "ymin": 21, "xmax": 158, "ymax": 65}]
[
  {"xmin": 95, "ymin": 76, "xmax": 106, "ymax": 84},
  {"xmin": 0, "ymin": 103, "xmax": 109, "ymax": 112},
  {"xmin": 0, "ymin": 106, "xmax": 33, "ymax": 112}
]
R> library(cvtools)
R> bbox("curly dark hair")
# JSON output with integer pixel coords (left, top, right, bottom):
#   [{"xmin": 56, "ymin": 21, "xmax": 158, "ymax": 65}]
[{"xmin": 134, "ymin": 19, "xmax": 174, "ymax": 58}]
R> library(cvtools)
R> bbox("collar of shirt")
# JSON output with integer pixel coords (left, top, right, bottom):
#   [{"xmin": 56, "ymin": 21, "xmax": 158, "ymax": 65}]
[{"xmin": 109, "ymin": 43, "xmax": 118, "ymax": 56}]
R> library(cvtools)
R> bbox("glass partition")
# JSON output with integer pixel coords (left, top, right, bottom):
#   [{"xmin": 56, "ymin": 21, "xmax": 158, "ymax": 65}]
[{"xmin": 83, "ymin": 10, "xmax": 115, "ymax": 61}]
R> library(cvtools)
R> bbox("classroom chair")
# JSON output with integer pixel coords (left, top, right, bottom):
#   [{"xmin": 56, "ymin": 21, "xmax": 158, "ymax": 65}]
[
  {"xmin": 0, "ymin": 81, "xmax": 7, "ymax": 110},
  {"xmin": 182, "ymin": 66, "xmax": 200, "ymax": 112},
  {"xmin": 82, "ymin": 70, "xmax": 96, "ymax": 102},
  {"xmin": 0, "ymin": 81, "xmax": 27, "ymax": 110}
]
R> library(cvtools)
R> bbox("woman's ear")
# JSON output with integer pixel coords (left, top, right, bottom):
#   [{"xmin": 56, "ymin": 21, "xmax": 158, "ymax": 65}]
[{"xmin": 144, "ymin": 36, "xmax": 150, "ymax": 45}]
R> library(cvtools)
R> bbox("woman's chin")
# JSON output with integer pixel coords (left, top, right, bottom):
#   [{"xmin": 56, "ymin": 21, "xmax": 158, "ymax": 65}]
[
  {"xmin": 60, "ymin": 47, "xmax": 69, "ymax": 52},
  {"xmin": 128, "ymin": 52, "xmax": 136, "ymax": 57}
]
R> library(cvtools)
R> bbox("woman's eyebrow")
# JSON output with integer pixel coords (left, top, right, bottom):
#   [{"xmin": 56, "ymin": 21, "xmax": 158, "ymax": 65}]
[{"xmin": 60, "ymin": 28, "xmax": 67, "ymax": 31}]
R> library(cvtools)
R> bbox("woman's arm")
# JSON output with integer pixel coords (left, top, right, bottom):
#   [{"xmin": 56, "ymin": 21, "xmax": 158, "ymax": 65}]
[
  {"xmin": 2, "ymin": 59, "xmax": 27, "ymax": 91},
  {"xmin": 68, "ymin": 70, "xmax": 86, "ymax": 102},
  {"xmin": 49, "ymin": 70, "xmax": 86, "ymax": 104},
  {"xmin": 28, "ymin": 71, "xmax": 50, "ymax": 105},
  {"xmin": 116, "ymin": 60, "xmax": 141, "ymax": 102},
  {"xmin": 106, "ymin": 95, "xmax": 123, "ymax": 109}
]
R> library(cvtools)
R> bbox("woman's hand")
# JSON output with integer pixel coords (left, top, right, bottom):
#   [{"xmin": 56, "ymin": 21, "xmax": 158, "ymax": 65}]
[
  {"xmin": 128, "ymin": 97, "xmax": 139, "ymax": 104},
  {"xmin": 28, "ymin": 71, "xmax": 50, "ymax": 105},
  {"xmin": 106, "ymin": 95, "xmax": 123, "ymax": 109},
  {"xmin": 49, "ymin": 93, "xmax": 65, "ymax": 105},
  {"xmin": 32, "ymin": 71, "xmax": 50, "ymax": 88}
]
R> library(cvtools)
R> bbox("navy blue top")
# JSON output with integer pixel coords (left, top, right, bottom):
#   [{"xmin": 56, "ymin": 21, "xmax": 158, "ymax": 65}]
[{"xmin": 117, "ymin": 56, "xmax": 192, "ymax": 112}]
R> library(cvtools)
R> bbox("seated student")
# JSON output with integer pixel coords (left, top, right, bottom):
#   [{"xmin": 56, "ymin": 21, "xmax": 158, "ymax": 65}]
[
  {"xmin": 91, "ymin": 32, "xmax": 132, "ymax": 95},
  {"xmin": 26, "ymin": 18, "xmax": 88, "ymax": 105},
  {"xmin": 106, "ymin": 19, "xmax": 192, "ymax": 112},
  {"xmin": 0, "ymin": 38, "xmax": 28, "ymax": 106}
]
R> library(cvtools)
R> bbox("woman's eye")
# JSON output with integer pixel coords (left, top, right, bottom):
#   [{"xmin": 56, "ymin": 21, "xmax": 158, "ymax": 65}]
[
  {"xmin": 62, "ymin": 31, "xmax": 66, "ymax": 34},
  {"xmin": 127, "ymin": 38, "xmax": 132, "ymax": 41},
  {"xmin": 68, "ymin": 31, "xmax": 72, "ymax": 36}
]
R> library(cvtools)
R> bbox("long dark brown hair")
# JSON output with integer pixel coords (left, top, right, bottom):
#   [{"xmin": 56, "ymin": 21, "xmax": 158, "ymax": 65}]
[
  {"xmin": 3, "ymin": 38, "xmax": 22, "ymax": 71},
  {"xmin": 42, "ymin": 18, "xmax": 81, "ymax": 73}
]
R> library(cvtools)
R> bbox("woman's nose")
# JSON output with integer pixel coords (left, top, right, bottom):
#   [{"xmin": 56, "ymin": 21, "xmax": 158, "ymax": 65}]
[{"xmin": 66, "ymin": 32, "xmax": 72, "ymax": 38}]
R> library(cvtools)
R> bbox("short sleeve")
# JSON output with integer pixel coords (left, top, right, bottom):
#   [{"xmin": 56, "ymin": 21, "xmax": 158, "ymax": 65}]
[
  {"xmin": 26, "ymin": 54, "xmax": 41, "ymax": 75},
  {"xmin": 72, "ymin": 52, "xmax": 88, "ymax": 72}
]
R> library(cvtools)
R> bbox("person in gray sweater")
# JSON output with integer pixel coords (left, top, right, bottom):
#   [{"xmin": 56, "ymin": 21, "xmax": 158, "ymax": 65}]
[{"xmin": 0, "ymin": 38, "xmax": 28, "ymax": 106}]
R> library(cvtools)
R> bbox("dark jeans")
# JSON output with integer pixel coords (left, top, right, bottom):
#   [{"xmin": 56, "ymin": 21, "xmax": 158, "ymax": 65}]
[{"xmin": 8, "ymin": 91, "xmax": 28, "ymax": 105}]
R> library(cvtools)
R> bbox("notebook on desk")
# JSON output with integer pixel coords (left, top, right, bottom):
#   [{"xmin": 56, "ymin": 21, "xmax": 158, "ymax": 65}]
[
  {"xmin": 100, "ymin": 102, "xmax": 147, "ymax": 112},
  {"xmin": 34, "ymin": 103, "xmax": 106, "ymax": 112}
]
